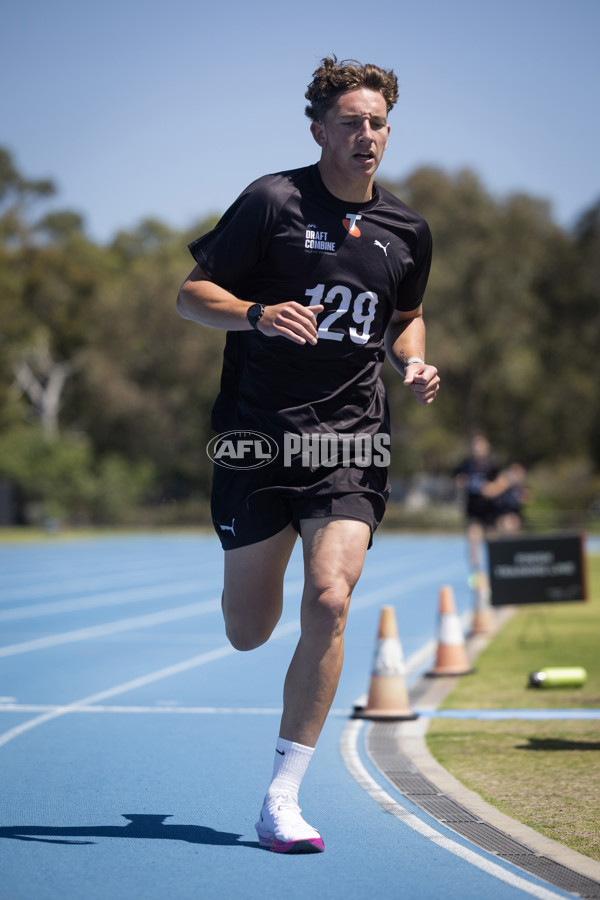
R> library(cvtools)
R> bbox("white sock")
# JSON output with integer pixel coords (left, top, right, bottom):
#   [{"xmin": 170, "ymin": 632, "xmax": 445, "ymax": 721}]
[{"xmin": 266, "ymin": 737, "xmax": 314, "ymax": 803}]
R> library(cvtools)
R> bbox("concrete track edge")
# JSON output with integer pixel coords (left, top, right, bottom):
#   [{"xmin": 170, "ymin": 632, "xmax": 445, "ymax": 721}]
[{"xmin": 381, "ymin": 608, "xmax": 600, "ymax": 885}]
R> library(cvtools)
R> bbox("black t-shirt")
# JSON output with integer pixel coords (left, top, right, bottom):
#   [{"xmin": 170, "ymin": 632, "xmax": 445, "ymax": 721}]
[
  {"xmin": 188, "ymin": 164, "xmax": 432, "ymax": 442},
  {"xmin": 455, "ymin": 457, "xmax": 500, "ymax": 518}
]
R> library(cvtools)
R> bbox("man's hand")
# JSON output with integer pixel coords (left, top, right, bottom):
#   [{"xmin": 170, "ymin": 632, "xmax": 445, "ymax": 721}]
[
  {"xmin": 404, "ymin": 361, "xmax": 440, "ymax": 405},
  {"xmin": 258, "ymin": 302, "xmax": 324, "ymax": 345}
]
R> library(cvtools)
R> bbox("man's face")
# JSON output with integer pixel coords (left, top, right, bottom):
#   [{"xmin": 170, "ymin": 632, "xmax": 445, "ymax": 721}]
[
  {"xmin": 472, "ymin": 436, "xmax": 490, "ymax": 459},
  {"xmin": 311, "ymin": 88, "xmax": 390, "ymax": 187}
]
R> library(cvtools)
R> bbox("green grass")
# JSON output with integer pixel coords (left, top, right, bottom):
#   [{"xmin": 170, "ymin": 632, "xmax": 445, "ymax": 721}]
[
  {"xmin": 0, "ymin": 525, "xmax": 213, "ymax": 543},
  {"xmin": 426, "ymin": 555, "xmax": 600, "ymax": 862}
]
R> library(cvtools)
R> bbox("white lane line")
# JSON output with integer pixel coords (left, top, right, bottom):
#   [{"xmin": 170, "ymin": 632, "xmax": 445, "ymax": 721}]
[
  {"xmin": 0, "ymin": 545, "xmax": 430, "ymax": 609},
  {"xmin": 0, "ymin": 646, "xmax": 237, "ymax": 748},
  {"xmin": 340, "ymin": 719, "xmax": 568, "ymax": 900},
  {"xmin": 0, "ymin": 703, "xmax": 311, "ymax": 715},
  {"xmin": 7, "ymin": 704, "xmax": 594, "ymax": 720},
  {"xmin": 0, "ymin": 599, "xmax": 222, "ymax": 658},
  {"xmin": 0, "ymin": 542, "xmax": 412, "ymax": 602},
  {"xmin": 0, "ymin": 558, "xmax": 464, "ymax": 659},
  {"xmin": 0, "ymin": 556, "xmax": 466, "ymax": 744},
  {"xmin": 0, "ymin": 580, "xmax": 219, "ymax": 622},
  {"xmin": 0, "ymin": 702, "xmax": 351, "ymax": 715},
  {"xmin": 0, "ymin": 704, "xmax": 284, "ymax": 715},
  {"xmin": 0, "ymin": 619, "xmax": 300, "ymax": 749},
  {"xmin": 0, "ymin": 576, "xmax": 305, "ymax": 658},
  {"xmin": 0, "ymin": 565, "xmax": 206, "ymax": 603},
  {"xmin": 351, "ymin": 562, "xmax": 466, "ymax": 614},
  {"xmin": 340, "ymin": 642, "xmax": 568, "ymax": 900}
]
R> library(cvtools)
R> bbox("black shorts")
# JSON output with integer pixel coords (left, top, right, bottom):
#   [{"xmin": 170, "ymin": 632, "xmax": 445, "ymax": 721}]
[
  {"xmin": 211, "ymin": 463, "xmax": 389, "ymax": 551},
  {"xmin": 466, "ymin": 496, "xmax": 498, "ymax": 528}
]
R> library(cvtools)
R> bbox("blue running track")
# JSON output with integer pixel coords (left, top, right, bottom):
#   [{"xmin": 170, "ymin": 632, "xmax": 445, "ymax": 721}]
[{"xmin": 0, "ymin": 534, "xmax": 577, "ymax": 900}]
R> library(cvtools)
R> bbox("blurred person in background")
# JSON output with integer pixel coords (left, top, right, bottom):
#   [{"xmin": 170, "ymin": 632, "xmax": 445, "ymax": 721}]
[
  {"xmin": 483, "ymin": 461, "xmax": 528, "ymax": 533},
  {"xmin": 454, "ymin": 433, "xmax": 501, "ymax": 585}
]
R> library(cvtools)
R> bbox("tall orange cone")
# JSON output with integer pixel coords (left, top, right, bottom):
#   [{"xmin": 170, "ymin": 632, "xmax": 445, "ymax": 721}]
[
  {"xmin": 427, "ymin": 585, "xmax": 473, "ymax": 676},
  {"xmin": 353, "ymin": 605, "xmax": 418, "ymax": 720},
  {"xmin": 469, "ymin": 570, "xmax": 495, "ymax": 636}
]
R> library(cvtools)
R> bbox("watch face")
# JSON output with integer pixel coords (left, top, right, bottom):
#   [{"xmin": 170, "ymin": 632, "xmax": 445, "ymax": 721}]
[{"xmin": 248, "ymin": 304, "xmax": 263, "ymax": 327}]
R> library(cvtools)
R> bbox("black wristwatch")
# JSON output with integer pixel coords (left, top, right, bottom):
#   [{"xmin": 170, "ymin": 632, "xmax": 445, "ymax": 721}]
[{"xmin": 246, "ymin": 303, "xmax": 265, "ymax": 331}]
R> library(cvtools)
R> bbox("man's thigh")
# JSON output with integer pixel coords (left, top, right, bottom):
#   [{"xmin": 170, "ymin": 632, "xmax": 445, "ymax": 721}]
[
  {"xmin": 299, "ymin": 516, "xmax": 371, "ymax": 597},
  {"xmin": 222, "ymin": 523, "xmax": 298, "ymax": 625}
]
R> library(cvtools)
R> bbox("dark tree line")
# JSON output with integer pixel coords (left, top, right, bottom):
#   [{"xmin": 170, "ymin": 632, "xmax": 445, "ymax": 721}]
[{"xmin": 1, "ymin": 148, "xmax": 599, "ymax": 526}]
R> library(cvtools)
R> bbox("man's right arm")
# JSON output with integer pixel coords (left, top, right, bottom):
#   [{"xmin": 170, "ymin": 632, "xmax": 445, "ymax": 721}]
[{"xmin": 177, "ymin": 265, "xmax": 323, "ymax": 346}]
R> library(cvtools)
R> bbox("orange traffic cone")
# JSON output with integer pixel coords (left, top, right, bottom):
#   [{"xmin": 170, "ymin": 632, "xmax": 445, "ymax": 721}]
[
  {"xmin": 353, "ymin": 605, "xmax": 418, "ymax": 720},
  {"xmin": 427, "ymin": 585, "xmax": 473, "ymax": 676},
  {"xmin": 470, "ymin": 570, "xmax": 495, "ymax": 636}
]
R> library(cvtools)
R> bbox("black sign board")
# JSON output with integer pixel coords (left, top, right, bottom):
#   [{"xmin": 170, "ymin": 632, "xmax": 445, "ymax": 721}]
[{"xmin": 487, "ymin": 534, "xmax": 587, "ymax": 606}]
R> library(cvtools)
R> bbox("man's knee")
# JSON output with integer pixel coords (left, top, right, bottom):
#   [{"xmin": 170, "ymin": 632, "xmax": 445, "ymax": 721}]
[
  {"xmin": 224, "ymin": 619, "xmax": 271, "ymax": 652},
  {"xmin": 221, "ymin": 591, "xmax": 280, "ymax": 651},
  {"xmin": 305, "ymin": 579, "xmax": 353, "ymax": 638}
]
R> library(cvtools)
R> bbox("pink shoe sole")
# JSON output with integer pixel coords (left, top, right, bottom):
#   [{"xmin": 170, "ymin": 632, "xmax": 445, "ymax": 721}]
[{"xmin": 256, "ymin": 828, "xmax": 324, "ymax": 854}]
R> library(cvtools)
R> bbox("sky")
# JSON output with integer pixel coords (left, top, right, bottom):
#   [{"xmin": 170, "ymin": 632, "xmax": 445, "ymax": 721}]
[{"xmin": 2, "ymin": 0, "xmax": 598, "ymax": 244}]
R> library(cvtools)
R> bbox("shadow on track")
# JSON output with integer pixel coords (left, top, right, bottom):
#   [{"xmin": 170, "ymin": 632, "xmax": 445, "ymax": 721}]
[{"xmin": 0, "ymin": 813, "xmax": 259, "ymax": 848}]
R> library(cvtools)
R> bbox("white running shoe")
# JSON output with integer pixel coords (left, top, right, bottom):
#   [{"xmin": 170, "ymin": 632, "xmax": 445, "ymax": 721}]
[{"xmin": 255, "ymin": 793, "xmax": 324, "ymax": 854}]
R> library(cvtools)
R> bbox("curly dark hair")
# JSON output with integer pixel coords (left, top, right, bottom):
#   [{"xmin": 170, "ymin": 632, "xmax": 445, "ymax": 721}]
[{"xmin": 305, "ymin": 55, "xmax": 399, "ymax": 122}]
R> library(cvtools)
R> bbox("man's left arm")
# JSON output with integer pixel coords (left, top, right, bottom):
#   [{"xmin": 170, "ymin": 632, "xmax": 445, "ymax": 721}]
[{"xmin": 384, "ymin": 306, "xmax": 440, "ymax": 406}]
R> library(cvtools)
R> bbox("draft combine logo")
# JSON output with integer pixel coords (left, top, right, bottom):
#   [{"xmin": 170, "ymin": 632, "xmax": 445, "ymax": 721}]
[
  {"xmin": 304, "ymin": 223, "xmax": 336, "ymax": 253},
  {"xmin": 207, "ymin": 431, "xmax": 279, "ymax": 470},
  {"xmin": 342, "ymin": 213, "xmax": 362, "ymax": 237}
]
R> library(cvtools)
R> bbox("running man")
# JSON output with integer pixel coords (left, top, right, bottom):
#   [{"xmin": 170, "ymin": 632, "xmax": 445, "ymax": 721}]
[{"xmin": 177, "ymin": 55, "xmax": 440, "ymax": 853}]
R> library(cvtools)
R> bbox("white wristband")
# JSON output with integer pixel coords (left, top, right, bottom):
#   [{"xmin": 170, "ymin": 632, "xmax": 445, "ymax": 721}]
[{"xmin": 405, "ymin": 356, "xmax": 424, "ymax": 367}]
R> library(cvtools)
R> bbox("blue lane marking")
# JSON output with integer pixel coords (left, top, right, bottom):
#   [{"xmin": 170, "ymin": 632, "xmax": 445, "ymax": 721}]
[{"xmin": 418, "ymin": 709, "xmax": 600, "ymax": 720}]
